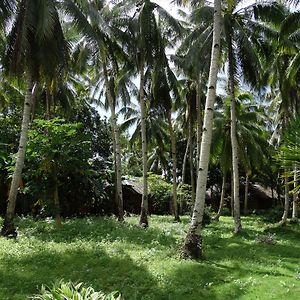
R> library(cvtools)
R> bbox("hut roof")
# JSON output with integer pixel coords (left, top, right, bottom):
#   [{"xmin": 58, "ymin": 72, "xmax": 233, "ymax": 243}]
[
  {"xmin": 250, "ymin": 183, "xmax": 277, "ymax": 199},
  {"xmin": 122, "ymin": 178, "xmax": 144, "ymax": 195}
]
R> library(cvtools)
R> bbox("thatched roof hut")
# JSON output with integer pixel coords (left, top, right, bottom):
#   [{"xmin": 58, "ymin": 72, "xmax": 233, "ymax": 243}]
[{"xmin": 122, "ymin": 178, "xmax": 144, "ymax": 214}]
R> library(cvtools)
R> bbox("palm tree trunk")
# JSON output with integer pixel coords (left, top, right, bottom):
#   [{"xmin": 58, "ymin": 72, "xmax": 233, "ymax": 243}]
[
  {"xmin": 102, "ymin": 58, "xmax": 124, "ymax": 222},
  {"xmin": 167, "ymin": 111, "xmax": 180, "ymax": 222},
  {"xmin": 139, "ymin": 59, "xmax": 148, "ymax": 228},
  {"xmin": 244, "ymin": 174, "xmax": 249, "ymax": 215},
  {"xmin": 196, "ymin": 78, "xmax": 202, "ymax": 173},
  {"xmin": 1, "ymin": 76, "xmax": 34, "ymax": 236},
  {"xmin": 214, "ymin": 172, "xmax": 226, "ymax": 221},
  {"xmin": 228, "ymin": 36, "xmax": 242, "ymax": 234},
  {"xmin": 181, "ymin": 0, "xmax": 221, "ymax": 259},
  {"xmin": 291, "ymin": 166, "xmax": 298, "ymax": 223},
  {"xmin": 182, "ymin": 137, "xmax": 190, "ymax": 184},
  {"xmin": 280, "ymin": 171, "xmax": 289, "ymax": 226},
  {"xmin": 189, "ymin": 105, "xmax": 195, "ymax": 203}
]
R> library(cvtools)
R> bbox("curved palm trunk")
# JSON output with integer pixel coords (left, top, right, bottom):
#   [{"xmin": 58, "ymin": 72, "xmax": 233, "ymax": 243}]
[
  {"xmin": 214, "ymin": 173, "xmax": 226, "ymax": 221},
  {"xmin": 139, "ymin": 61, "xmax": 148, "ymax": 227},
  {"xmin": 102, "ymin": 59, "xmax": 124, "ymax": 222},
  {"xmin": 228, "ymin": 36, "xmax": 242, "ymax": 234},
  {"xmin": 291, "ymin": 166, "xmax": 298, "ymax": 223},
  {"xmin": 1, "ymin": 76, "xmax": 33, "ymax": 237},
  {"xmin": 167, "ymin": 111, "xmax": 180, "ymax": 222},
  {"xmin": 181, "ymin": 0, "xmax": 221, "ymax": 259}
]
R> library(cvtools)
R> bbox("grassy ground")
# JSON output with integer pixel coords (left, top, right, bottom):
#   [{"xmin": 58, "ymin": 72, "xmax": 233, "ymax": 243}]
[{"xmin": 0, "ymin": 215, "xmax": 299, "ymax": 300}]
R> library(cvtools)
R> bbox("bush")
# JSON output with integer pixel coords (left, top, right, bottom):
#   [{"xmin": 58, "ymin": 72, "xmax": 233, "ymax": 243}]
[
  {"xmin": 177, "ymin": 184, "xmax": 193, "ymax": 213},
  {"xmin": 203, "ymin": 206, "xmax": 212, "ymax": 227},
  {"xmin": 262, "ymin": 205, "xmax": 284, "ymax": 223},
  {"xmin": 31, "ymin": 280, "xmax": 123, "ymax": 300},
  {"xmin": 148, "ymin": 174, "xmax": 172, "ymax": 214}
]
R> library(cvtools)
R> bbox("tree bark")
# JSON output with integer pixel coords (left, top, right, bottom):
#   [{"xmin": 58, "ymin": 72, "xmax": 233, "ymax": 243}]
[
  {"xmin": 139, "ymin": 59, "xmax": 148, "ymax": 228},
  {"xmin": 213, "ymin": 173, "xmax": 226, "ymax": 221},
  {"xmin": 228, "ymin": 35, "xmax": 242, "ymax": 234},
  {"xmin": 167, "ymin": 110, "xmax": 180, "ymax": 222},
  {"xmin": 196, "ymin": 78, "xmax": 202, "ymax": 173},
  {"xmin": 189, "ymin": 104, "xmax": 195, "ymax": 204},
  {"xmin": 102, "ymin": 58, "xmax": 124, "ymax": 222},
  {"xmin": 244, "ymin": 173, "xmax": 249, "ymax": 215},
  {"xmin": 181, "ymin": 0, "xmax": 221, "ymax": 259},
  {"xmin": 291, "ymin": 166, "xmax": 298, "ymax": 223},
  {"xmin": 182, "ymin": 137, "xmax": 190, "ymax": 184},
  {"xmin": 1, "ymin": 76, "xmax": 34, "ymax": 237}
]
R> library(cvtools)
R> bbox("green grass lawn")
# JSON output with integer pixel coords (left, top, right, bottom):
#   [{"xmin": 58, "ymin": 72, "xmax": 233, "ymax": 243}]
[{"xmin": 0, "ymin": 215, "xmax": 300, "ymax": 299}]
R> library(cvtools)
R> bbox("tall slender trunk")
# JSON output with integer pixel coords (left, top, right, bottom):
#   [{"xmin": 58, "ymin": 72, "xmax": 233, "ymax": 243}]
[
  {"xmin": 214, "ymin": 172, "xmax": 226, "ymax": 221},
  {"xmin": 189, "ymin": 104, "xmax": 195, "ymax": 203},
  {"xmin": 167, "ymin": 111, "xmax": 180, "ymax": 222},
  {"xmin": 139, "ymin": 59, "xmax": 148, "ymax": 227},
  {"xmin": 291, "ymin": 166, "xmax": 298, "ymax": 223},
  {"xmin": 181, "ymin": 0, "xmax": 221, "ymax": 259},
  {"xmin": 102, "ymin": 58, "xmax": 124, "ymax": 222},
  {"xmin": 244, "ymin": 173, "xmax": 249, "ymax": 215},
  {"xmin": 196, "ymin": 78, "xmax": 202, "ymax": 173},
  {"xmin": 182, "ymin": 137, "xmax": 190, "ymax": 184},
  {"xmin": 180, "ymin": 138, "xmax": 190, "ymax": 215},
  {"xmin": 228, "ymin": 36, "xmax": 242, "ymax": 234},
  {"xmin": 1, "ymin": 76, "xmax": 34, "ymax": 236},
  {"xmin": 231, "ymin": 171, "xmax": 234, "ymax": 216},
  {"xmin": 280, "ymin": 171, "xmax": 289, "ymax": 225}
]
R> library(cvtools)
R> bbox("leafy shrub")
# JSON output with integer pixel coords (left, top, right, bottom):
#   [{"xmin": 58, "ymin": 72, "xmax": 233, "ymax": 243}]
[
  {"xmin": 263, "ymin": 206, "xmax": 284, "ymax": 223},
  {"xmin": 222, "ymin": 207, "xmax": 232, "ymax": 216},
  {"xmin": 31, "ymin": 280, "xmax": 123, "ymax": 300},
  {"xmin": 203, "ymin": 206, "xmax": 212, "ymax": 227},
  {"xmin": 148, "ymin": 174, "xmax": 172, "ymax": 214},
  {"xmin": 177, "ymin": 184, "xmax": 192, "ymax": 213}
]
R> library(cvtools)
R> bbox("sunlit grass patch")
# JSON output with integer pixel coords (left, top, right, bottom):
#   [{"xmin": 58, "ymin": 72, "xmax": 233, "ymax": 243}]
[{"xmin": 0, "ymin": 215, "xmax": 299, "ymax": 299}]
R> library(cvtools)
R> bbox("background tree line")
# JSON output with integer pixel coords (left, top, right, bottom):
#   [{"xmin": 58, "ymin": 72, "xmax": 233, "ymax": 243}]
[{"xmin": 0, "ymin": 0, "xmax": 300, "ymax": 259}]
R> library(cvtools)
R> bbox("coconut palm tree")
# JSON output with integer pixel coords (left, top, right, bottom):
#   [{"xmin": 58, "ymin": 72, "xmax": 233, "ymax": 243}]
[
  {"xmin": 118, "ymin": 0, "xmax": 182, "ymax": 226},
  {"xmin": 254, "ymin": 2, "xmax": 300, "ymax": 225},
  {"xmin": 211, "ymin": 93, "xmax": 270, "ymax": 220},
  {"xmin": 181, "ymin": 0, "xmax": 221, "ymax": 259},
  {"xmin": 277, "ymin": 115, "xmax": 300, "ymax": 223},
  {"xmin": 1, "ymin": 0, "xmax": 68, "ymax": 236},
  {"xmin": 62, "ymin": 0, "xmax": 137, "ymax": 221},
  {"xmin": 177, "ymin": 0, "xmax": 270, "ymax": 233}
]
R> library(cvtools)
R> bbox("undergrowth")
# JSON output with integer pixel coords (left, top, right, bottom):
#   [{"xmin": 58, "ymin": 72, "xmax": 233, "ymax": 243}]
[{"xmin": 0, "ymin": 215, "xmax": 299, "ymax": 299}]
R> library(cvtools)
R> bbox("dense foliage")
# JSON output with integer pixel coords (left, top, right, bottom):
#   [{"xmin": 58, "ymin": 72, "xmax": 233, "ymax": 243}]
[{"xmin": 0, "ymin": 0, "xmax": 300, "ymax": 264}]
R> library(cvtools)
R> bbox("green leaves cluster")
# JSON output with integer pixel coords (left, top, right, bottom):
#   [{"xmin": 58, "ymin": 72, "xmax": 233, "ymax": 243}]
[{"xmin": 31, "ymin": 280, "xmax": 123, "ymax": 300}]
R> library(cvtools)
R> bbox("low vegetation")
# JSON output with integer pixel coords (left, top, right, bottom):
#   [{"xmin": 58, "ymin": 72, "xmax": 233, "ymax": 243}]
[{"xmin": 0, "ymin": 215, "xmax": 299, "ymax": 300}]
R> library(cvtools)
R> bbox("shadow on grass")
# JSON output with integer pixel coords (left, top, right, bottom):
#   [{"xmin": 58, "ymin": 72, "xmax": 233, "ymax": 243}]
[
  {"xmin": 15, "ymin": 216, "xmax": 179, "ymax": 249},
  {"xmin": 1, "ymin": 216, "xmax": 299, "ymax": 299},
  {"xmin": 0, "ymin": 246, "xmax": 160, "ymax": 300},
  {"xmin": 0, "ymin": 244, "xmax": 248, "ymax": 300}
]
